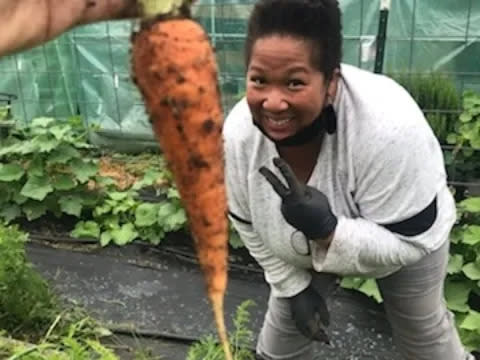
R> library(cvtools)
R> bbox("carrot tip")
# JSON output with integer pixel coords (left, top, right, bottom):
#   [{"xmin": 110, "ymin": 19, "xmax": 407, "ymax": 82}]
[{"xmin": 210, "ymin": 292, "xmax": 234, "ymax": 360}]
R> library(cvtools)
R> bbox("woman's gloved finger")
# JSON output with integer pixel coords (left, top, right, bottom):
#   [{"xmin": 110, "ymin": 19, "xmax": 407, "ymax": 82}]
[
  {"xmin": 259, "ymin": 166, "xmax": 290, "ymax": 198},
  {"xmin": 272, "ymin": 157, "xmax": 303, "ymax": 197},
  {"xmin": 316, "ymin": 297, "xmax": 331, "ymax": 326}
]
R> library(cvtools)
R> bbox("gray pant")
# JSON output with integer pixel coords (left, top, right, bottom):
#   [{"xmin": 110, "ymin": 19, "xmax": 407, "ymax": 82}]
[{"xmin": 256, "ymin": 241, "xmax": 473, "ymax": 360}]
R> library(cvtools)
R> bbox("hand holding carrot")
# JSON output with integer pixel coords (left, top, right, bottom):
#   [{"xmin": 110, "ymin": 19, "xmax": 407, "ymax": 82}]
[{"xmin": 0, "ymin": 0, "xmax": 139, "ymax": 56}]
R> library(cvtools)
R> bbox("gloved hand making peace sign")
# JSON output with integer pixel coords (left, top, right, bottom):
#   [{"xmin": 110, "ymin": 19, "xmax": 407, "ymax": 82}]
[{"xmin": 259, "ymin": 157, "xmax": 338, "ymax": 242}]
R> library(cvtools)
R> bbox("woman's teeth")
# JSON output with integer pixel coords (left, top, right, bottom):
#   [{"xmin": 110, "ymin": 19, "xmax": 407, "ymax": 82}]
[{"xmin": 267, "ymin": 117, "xmax": 292, "ymax": 125}]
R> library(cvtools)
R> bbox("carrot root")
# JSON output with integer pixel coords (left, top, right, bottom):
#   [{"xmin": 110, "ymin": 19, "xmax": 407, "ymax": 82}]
[{"xmin": 211, "ymin": 292, "xmax": 234, "ymax": 360}]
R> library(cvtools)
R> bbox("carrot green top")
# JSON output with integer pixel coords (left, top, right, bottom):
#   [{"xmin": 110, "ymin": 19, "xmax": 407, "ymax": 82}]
[{"xmin": 138, "ymin": 0, "xmax": 189, "ymax": 17}]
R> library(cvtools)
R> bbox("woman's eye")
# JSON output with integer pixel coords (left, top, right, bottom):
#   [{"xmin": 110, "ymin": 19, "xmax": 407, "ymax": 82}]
[
  {"xmin": 249, "ymin": 76, "xmax": 265, "ymax": 86},
  {"xmin": 287, "ymin": 79, "xmax": 305, "ymax": 88}
]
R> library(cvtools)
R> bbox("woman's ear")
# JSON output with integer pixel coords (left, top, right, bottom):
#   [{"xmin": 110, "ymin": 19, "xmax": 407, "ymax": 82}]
[{"xmin": 327, "ymin": 68, "xmax": 340, "ymax": 103}]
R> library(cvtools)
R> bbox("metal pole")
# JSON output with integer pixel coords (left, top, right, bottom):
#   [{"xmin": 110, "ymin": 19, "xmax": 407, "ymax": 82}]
[{"xmin": 374, "ymin": 0, "xmax": 391, "ymax": 74}]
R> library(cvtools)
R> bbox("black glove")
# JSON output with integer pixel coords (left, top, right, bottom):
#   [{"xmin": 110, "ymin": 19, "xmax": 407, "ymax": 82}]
[
  {"xmin": 259, "ymin": 157, "xmax": 337, "ymax": 240},
  {"xmin": 290, "ymin": 284, "xmax": 330, "ymax": 343}
]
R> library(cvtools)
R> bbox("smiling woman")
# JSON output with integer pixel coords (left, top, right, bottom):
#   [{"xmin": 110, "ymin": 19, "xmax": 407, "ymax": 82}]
[
  {"xmin": 0, "ymin": 0, "xmax": 139, "ymax": 56},
  {"xmin": 223, "ymin": 0, "xmax": 475, "ymax": 359}
]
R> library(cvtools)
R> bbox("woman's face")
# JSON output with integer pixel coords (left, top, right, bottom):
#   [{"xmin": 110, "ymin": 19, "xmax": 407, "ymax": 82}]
[{"xmin": 246, "ymin": 35, "xmax": 337, "ymax": 141}]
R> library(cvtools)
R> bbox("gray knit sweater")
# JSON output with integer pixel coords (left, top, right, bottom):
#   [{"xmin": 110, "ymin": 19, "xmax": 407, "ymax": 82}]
[{"xmin": 223, "ymin": 64, "xmax": 456, "ymax": 298}]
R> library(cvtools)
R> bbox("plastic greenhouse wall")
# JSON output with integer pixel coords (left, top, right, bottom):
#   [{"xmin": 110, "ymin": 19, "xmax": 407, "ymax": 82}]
[{"xmin": 0, "ymin": 0, "xmax": 479, "ymax": 148}]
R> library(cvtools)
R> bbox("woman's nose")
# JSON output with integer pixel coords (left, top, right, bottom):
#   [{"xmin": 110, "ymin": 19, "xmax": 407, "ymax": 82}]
[{"xmin": 262, "ymin": 89, "xmax": 288, "ymax": 112}]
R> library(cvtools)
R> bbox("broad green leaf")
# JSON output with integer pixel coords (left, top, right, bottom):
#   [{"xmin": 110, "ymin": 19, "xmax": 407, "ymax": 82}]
[
  {"xmin": 462, "ymin": 225, "xmax": 480, "ymax": 246},
  {"xmin": 111, "ymin": 223, "xmax": 138, "ymax": 246},
  {"xmin": 0, "ymin": 184, "xmax": 11, "ymax": 203},
  {"xmin": 33, "ymin": 134, "xmax": 60, "ymax": 152},
  {"xmin": 358, "ymin": 278, "xmax": 383, "ymax": 303},
  {"xmin": 28, "ymin": 156, "xmax": 44, "ymax": 177},
  {"xmin": 139, "ymin": 227, "xmax": 165, "ymax": 245},
  {"xmin": 459, "ymin": 113, "xmax": 473, "ymax": 123},
  {"xmin": 53, "ymin": 174, "xmax": 77, "ymax": 191},
  {"xmin": 22, "ymin": 200, "xmax": 48, "ymax": 221},
  {"xmin": 31, "ymin": 117, "xmax": 55, "ymax": 128},
  {"xmin": 47, "ymin": 144, "xmax": 81, "ymax": 164},
  {"xmin": 0, "ymin": 163, "xmax": 24, "ymax": 181},
  {"xmin": 457, "ymin": 328, "xmax": 480, "ymax": 353},
  {"xmin": 460, "ymin": 197, "xmax": 480, "ymax": 213},
  {"xmin": 229, "ymin": 228, "xmax": 244, "ymax": 249},
  {"xmin": 449, "ymin": 226, "xmax": 463, "ymax": 244},
  {"xmin": 444, "ymin": 280, "xmax": 472, "ymax": 313},
  {"xmin": 20, "ymin": 175, "xmax": 54, "ymax": 201},
  {"xmin": 112, "ymin": 198, "xmax": 136, "ymax": 214},
  {"xmin": 71, "ymin": 221, "xmax": 100, "ymax": 239},
  {"xmin": 49, "ymin": 124, "xmax": 72, "ymax": 140},
  {"xmin": 135, "ymin": 203, "xmax": 159, "ymax": 227},
  {"xmin": 158, "ymin": 202, "xmax": 177, "ymax": 224},
  {"xmin": 340, "ymin": 277, "xmax": 365, "ymax": 290},
  {"xmin": 165, "ymin": 208, "xmax": 187, "ymax": 231},
  {"xmin": 12, "ymin": 191, "xmax": 28, "ymax": 205},
  {"xmin": 100, "ymin": 232, "xmax": 112, "ymax": 247},
  {"xmin": 446, "ymin": 133, "xmax": 457, "ymax": 145},
  {"xmin": 17, "ymin": 141, "xmax": 39, "ymax": 155},
  {"xmin": 102, "ymin": 215, "xmax": 120, "ymax": 230},
  {"xmin": 459, "ymin": 310, "xmax": 480, "ymax": 331},
  {"xmin": 109, "ymin": 191, "xmax": 129, "ymax": 201},
  {"xmin": 94, "ymin": 203, "xmax": 112, "ymax": 217},
  {"xmin": 462, "ymin": 262, "xmax": 480, "ymax": 280},
  {"xmin": 70, "ymin": 158, "xmax": 98, "ymax": 183},
  {"xmin": 471, "ymin": 104, "xmax": 480, "ymax": 116},
  {"xmin": 167, "ymin": 187, "xmax": 180, "ymax": 199},
  {"xmin": 470, "ymin": 136, "xmax": 480, "ymax": 150},
  {"xmin": 0, "ymin": 204, "xmax": 21, "ymax": 223},
  {"xmin": 59, "ymin": 195, "xmax": 84, "ymax": 217},
  {"xmin": 447, "ymin": 254, "xmax": 464, "ymax": 275},
  {"xmin": 0, "ymin": 141, "xmax": 23, "ymax": 156}
]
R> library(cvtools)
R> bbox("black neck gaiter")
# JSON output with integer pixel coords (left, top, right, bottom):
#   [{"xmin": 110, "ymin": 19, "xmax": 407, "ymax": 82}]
[{"xmin": 253, "ymin": 104, "xmax": 337, "ymax": 147}]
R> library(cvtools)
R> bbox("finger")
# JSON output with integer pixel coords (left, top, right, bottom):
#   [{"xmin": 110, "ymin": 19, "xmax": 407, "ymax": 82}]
[
  {"xmin": 306, "ymin": 317, "xmax": 329, "ymax": 343},
  {"xmin": 259, "ymin": 166, "xmax": 290, "ymax": 198},
  {"xmin": 316, "ymin": 302, "xmax": 330, "ymax": 326},
  {"xmin": 312, "ymin": 328, "xmax": 330, "ymax": 344},
  {"xmin": 272, "ymin": 157, "xmax": 303, "ymax": 197},
  {"xmin": 311, "ymin": 314, "xmax": 330, "ymax": 343}
]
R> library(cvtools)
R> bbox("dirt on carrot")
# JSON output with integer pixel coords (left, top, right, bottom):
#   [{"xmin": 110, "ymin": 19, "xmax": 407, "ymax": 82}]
[{"xmin": 131, "ymin": 17, "xmax": 232, "ymax": 360}]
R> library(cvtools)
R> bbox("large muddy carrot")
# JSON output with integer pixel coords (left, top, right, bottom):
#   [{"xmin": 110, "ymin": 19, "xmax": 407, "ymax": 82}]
[{"xmin": 131, "ymin": 4, "xmax": 232, "ymax": 360}]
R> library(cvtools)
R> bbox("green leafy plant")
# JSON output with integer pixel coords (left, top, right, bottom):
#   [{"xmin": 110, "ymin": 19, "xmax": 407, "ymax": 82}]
[
  {"xmin": 71, "ymin": 184, "xmax": 187, "ymax": 246},
  {"xmin": 187, "ymin": 300, "xmax": 255, "ymax": 360},
  {"xmin": 391, "ymin": 72, "xmax": 461, "ymax": 144},
  {"xmin": 443, "ymin": 91, "xmax": 480, "ymax": 199},
  {"xmin": 0, "ymin": 223, "xmax": 59, "ymax": 337},
  {"xmin": 448, "ymin": 91, "xmax": 480, "ymax": 150},
  {"xmin": 446, "ymin": 196, "xmax": 480, "ymax": 351},
  {"xmin": 0, "ymin": 105, "xmax": 9, "ymax": 121},
  {"xmin": 0, "ymin": 116, "xmax": 98, "ymax": 223}
]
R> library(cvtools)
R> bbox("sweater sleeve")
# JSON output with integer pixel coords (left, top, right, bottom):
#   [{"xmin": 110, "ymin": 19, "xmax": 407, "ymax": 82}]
[
  {"xmin": 224, "ymin": 100, "xmax": 312, "ymax": 297},
  {"xmin": 311, "ymin": 102, "xmax": 456, "ymax": 277}
]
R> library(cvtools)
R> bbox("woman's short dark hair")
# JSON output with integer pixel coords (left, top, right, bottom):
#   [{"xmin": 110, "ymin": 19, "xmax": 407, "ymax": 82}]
[{"xmin": 245, "ymin": 0, "xmax": 342, "ymax": 80}]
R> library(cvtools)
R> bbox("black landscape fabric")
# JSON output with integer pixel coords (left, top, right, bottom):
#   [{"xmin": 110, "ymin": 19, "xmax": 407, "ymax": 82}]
[{"xmin": 26, "ymin": 240, "xmax": 401, "ymax": 360}]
